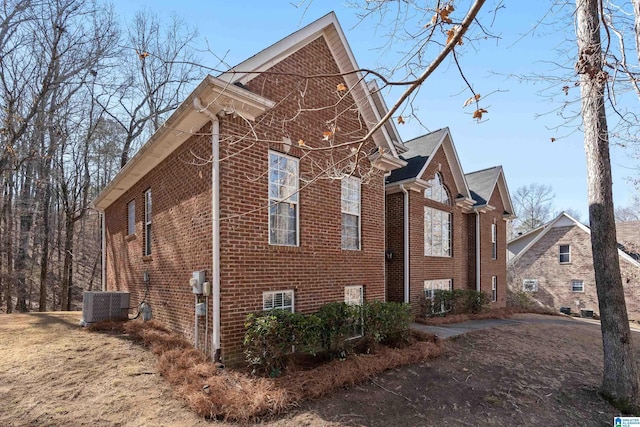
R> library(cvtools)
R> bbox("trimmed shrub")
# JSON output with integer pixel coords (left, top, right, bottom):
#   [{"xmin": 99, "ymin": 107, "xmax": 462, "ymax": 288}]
[{"xmin": 362, "ymin": 301, "xmax": 412, "ymax": 346}]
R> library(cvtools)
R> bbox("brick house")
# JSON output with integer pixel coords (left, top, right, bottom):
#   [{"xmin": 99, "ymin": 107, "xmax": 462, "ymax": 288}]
[
  {"xmin": 385, "ymin": 127, "xmax": 516, "ymax": 314},
  {"xmin": 507, "ymin": 212, "xmax": 640, "ymax": 319},
  {"xmin": 92, "ymin": 13, "xmax": 406, "ymax": 365}
]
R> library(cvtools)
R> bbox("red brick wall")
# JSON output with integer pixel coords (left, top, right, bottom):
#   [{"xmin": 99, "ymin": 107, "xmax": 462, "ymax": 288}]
[
  {"xmin": 105, "ymin": 36, "xmax": 387, "ymax": 365},
  {"xmin": 478, "ymin": 187, "xmax": 507, "ymax": 308},
  {"xmin": 105, "ymin": 128, "xmax": 213, "ymax": 350},
  {"xmin": 509, "ymin": 224, "xmax": 640, "ymax": 319},
  {"xmin": 385, "ymin": 192, "xmax": 405, "ymax": 303}
]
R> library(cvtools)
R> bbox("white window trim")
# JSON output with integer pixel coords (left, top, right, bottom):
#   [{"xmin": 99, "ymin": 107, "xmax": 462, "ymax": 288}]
[
  {"xmin": 571, "ymin": 280, "xmax": 584, "ymax": 293},
  {"xmin": 491, "ymin": 276, "xmax": 497, "ymax": 302},
  {"xmin": 263, "ymin": 290, "xmax": 295, "ymax": 312},
  {"xmin": 144, "ymin": 189, "xmax": 152, "ymax": 256},
  {"xmin": 268, "ymin": 151, "xmax": 300, "ymax": 247},
  {"xmin": 424, "ymin": 207, "xmax": 452, "ymax": 257},
  {"xmin": 341, "ymin": 176, "xmax": 361, "ymax": 250},
  {"xmin": 523, "ymin": 279, "xmax": 538, "ymax": 292},
  {"xmin": 491, "ymin": 223, "xmax": 497, "ymax": 260},
  {"xmin": 559, "ymin": 244, "xmax": 571, "ymax": 264},
  {"xmin": 127, "ymin": 199, "xmax": 135, "ymax": 236}
]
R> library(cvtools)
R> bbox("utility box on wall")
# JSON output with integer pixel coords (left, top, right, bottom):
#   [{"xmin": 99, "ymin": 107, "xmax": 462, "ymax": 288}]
[
  {"xmin": 191, "ymin": 271, "xmax": 205, "ymax": 294},
  {"xmin": 196, "ymin": 302, "xmax": 206, "ymax": 316}
]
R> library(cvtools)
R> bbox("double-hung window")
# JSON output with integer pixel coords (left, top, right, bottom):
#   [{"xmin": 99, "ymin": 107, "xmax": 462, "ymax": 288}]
[
  {"xmin": 559, "ymin": 245, "xmax": 571, "ymax": 263},
  {"xmin": 268, "ymin": 152, "xmax": 299, "ymax": 246},
  {"xmin": 341, "ymin": 176, "xmax": 361, "ymax": 250},
  {"xmin": 424, "ymin": 207, "xmax": 452, "ymax": 257},
  {"xmin": 571, "ymin": 280, "xmax": 584, "ymax": 292},
  {"xmin": 127, "ymin": 200, "xmax": 136, "ymax": 236},
  {"xmin": 491, "ymin": 223, "xmax": 497, "ymax": 260},
  {"xmin": 144, "ymin": 190, "xmax": 152, "ymax": 256},
  {"xmin": 263, "ymin": 290, "xmax": 294, "ymax": 312},
  {"xmin": 491, "ymin": 276, "xmax": 497, "ymax": 302}
]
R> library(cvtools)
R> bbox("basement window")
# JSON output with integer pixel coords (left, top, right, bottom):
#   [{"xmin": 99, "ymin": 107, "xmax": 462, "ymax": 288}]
[{"xmin": 263, "ymin": 290, "xmax": 294, "ymax": 312}]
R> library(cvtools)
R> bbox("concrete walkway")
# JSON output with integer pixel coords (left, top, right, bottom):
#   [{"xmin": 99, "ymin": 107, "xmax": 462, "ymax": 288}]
[{"xmin": 411, "ymin": 318, "xmax": 524, "ymax": 339}]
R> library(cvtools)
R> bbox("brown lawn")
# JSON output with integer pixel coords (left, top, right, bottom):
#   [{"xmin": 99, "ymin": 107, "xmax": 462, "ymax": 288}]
[{"xmin": 0, "ymin": 312, "xmax": 633, "ymax": 426}]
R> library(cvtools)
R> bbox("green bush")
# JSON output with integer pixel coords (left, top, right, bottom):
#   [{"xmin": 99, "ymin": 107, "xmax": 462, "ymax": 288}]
[
  {"xmin": 243, "ymin": 301, "xmax": 414, "ymax": 375},
  {"xmin": 362, "ymin": 301, "xmax": 412, "ymax": 346}
]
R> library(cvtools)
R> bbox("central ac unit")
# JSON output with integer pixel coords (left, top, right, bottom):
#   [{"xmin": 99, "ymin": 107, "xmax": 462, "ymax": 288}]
[{"xmin": 82, "ymin": 292, "xmax": 130, "ymax": 324}]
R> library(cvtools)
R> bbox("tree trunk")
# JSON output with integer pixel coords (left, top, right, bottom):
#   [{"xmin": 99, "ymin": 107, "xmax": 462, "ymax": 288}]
[
  {"xmin": 60, "ymin": 218, "xmax": 74, "ymax": 311},
  {"xmin": 575, "ymin": 0, "xmax": 640, "ymax": 412},
  {"xmin": 3, "ymin": 177, "xmax": 14, "ymax": 313},
  {"xmin": 38, "ymin": 178, "xmax": 52, "ymax": 311}
]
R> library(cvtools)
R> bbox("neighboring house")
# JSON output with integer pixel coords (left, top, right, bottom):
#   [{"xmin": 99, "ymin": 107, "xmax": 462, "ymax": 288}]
[
  {"xmin": 617, "ymin": 220, "xmax": 640, "ymax": 260},
  {"xmin": 507, "ymin": 212, "xmax": 640, "ymax": 320},
  {"xmin": 92, "ymin": 13, "xmax": 406, "ymax": 365},
  {"xmin": 385, "ymin": 128, "xmax": 516, "ymax": 314}
]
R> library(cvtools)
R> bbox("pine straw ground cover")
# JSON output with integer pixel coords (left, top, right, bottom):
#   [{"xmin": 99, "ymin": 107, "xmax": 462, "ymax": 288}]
[
  {"xmin": 88, "ymin": 320, "xmax": 442, "ymax": 423},
  {"xmin": 415, "ymin": 306, "xmax": 560, "ymax": 326}
]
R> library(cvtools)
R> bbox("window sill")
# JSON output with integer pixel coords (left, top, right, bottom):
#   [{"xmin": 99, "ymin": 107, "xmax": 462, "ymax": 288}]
[
  {"xmin": 560, "ymin": 262, "xmax": 572, "ymax": 265},
  {"xmin": 125, "ymin": 234, "xmax": 137, "ymax": 242},
  {"xmin": 142, "ymin": 255, "xmax": 153, "ymax": 262}
]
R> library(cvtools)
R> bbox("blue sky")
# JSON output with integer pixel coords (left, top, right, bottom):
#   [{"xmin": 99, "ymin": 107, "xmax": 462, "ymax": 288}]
[{"xmin": 111, "ymin": 0, "xmax": 637, "ymax": 221}]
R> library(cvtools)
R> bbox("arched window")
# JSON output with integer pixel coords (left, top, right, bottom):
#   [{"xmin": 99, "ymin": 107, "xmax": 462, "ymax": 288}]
[{"xmin": 425, "ymin": 172, "xmax": 451, "ymax": 205}]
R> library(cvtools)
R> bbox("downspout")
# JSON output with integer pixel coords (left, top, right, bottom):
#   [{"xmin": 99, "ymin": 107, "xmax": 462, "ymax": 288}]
[
  {"xmin": 100, "ymin": 209, "xmax": 106, "ymax": 291},
  {"xmin": 194, "ymin": 97, "xmax": 221, "ymax": 362},
  {"xmin": 400, "ymin": 184, "xmax": 409, "ymax": 304},
  {"xmin": 475, "ymin": 211, "xmax": 481, "ymax": 292}
]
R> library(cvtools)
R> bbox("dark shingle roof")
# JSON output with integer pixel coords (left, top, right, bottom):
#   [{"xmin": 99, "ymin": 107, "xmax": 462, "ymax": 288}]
[
  {"xmin": 386, "ymin": 128, "xmax": 447, "ymax": 184},
  {"xmin": 465, "ymin": 167, "xmax": 500, "ymax": 207}
]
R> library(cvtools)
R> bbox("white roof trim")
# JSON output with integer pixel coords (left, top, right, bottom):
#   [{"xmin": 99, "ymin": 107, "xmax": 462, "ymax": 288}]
[
  {"xmin": 92, "ymin": 75, "xmax": 275, "ymax": 210},
  {"xmin": 218, "ymin": 12, "xmax": 399, "ymax": 158},
  {"xmin": 415, "ymin": 128, "xmax": 472, "ymax": 200}
]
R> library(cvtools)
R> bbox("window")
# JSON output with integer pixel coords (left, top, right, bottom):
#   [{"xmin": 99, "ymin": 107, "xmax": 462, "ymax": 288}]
[
  {"xmin": 144, "ymin": 190, "xmax": 152, "ymax": 256},
  {"xmin": 491, "ymin": 223, "xmax": 497, "ymax": 260},
  {"xmin": 559, "ymin": 244, "xmax": 571, "ymax": 263},
  {"xmin": 425, "ymin": 172, "xmax": 451, "ymax": 205},
  {"xmin": 127, "ymin": 200, "xmax": 135, "ymax": 236},
  {"xmin": 424, "ymin": 207, "xmax": 452, "ymax": 257},
  {"xmin": 341, "ymin": 176, "xmax": 361, "ymax": 250},
  {"xmin": 523, "ymin": 279, "xmax": 538, "ymax": 292},
  {"xmin": 492, "ymin": 276, "xmax": 497, "ymax": 302},
  {"xmin": 263, "ymin": 290, "xmax": 294, "ymax": 312},
  {"xmin": 424, "ymin": 279, "xmax": 452, "ymax": 314},
  {"xmin": 345, "ymin": 285, "xmax": 364, "ymax": 337},
  {"xmin": 268, "ymin": 152, "xmax": 299, "ymax": 246},
  {"xmin": 571, "ymin": 280, "xmax": 584, "ymax": 292}
]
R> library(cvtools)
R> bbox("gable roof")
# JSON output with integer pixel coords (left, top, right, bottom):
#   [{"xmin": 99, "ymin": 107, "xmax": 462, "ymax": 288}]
[
  {"xmin": 218, "ymin": 12, "xmax": 403, "ymax": 161},
  {"xmin": 465, "ymin": 166, "xmax": 515, "ymax": 218},
  {"xmin": 508, "ymin": 211, "xmax": 640, "ymax": 268},
  {"xmin": 93, "ymin": 13, "xmax": 405, "ymax": 211},
  {"xmin": 385, "ymin": 127, "xmax": 474, "ymax": 208}
]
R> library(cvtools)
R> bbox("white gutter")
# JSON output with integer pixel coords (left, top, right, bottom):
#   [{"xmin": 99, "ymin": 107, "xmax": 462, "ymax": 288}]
[
  {"xmin": 194, "ymin": 97, "xmax": 221, "ymax": 362},
  {"xmin": 101, "ymin": 210, "xmax": 106, "ymax": 291},
  {"xmin": 400, "ymin": 184, "xmax": 409, "ymax": 304},
  {"xmin": 475, "ymin": 211, "xmax": 481, "ymax": 292}
]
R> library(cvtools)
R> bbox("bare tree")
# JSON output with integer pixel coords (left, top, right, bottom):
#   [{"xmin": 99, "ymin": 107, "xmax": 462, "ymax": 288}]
[
  {"xmin": 512, "ymin": 183, "xmax": 555, "ymax": 234},
  {"xmin": 575, "ymin": 0, "xmax": 640, "ymax": 411}
]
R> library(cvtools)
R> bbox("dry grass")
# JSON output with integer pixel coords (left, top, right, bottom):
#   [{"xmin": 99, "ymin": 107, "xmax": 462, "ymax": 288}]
[{"xmin": 89, "ymin": 319, "xmax": 442, "ymax": 423}]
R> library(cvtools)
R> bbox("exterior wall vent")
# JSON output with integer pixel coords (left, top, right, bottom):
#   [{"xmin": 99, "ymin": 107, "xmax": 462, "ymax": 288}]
[{"xmin": 82, "ymin": 292, "xmax": 130, "ymax": 324}]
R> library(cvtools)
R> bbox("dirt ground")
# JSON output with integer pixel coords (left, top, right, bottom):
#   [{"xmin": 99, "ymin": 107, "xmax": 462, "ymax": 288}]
[{"xmin": 0, "ymin": 312, "xmax": 631, "ymax": 426}]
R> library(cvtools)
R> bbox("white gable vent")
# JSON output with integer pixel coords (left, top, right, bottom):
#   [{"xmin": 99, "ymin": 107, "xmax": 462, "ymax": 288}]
[{"xmin": 82, "ymin": 292, "xmax": 130, "ymax": 324}]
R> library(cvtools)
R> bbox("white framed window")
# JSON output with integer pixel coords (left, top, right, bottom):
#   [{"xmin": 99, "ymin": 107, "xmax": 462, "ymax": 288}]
[
  {"xmin": 341, "ymin": 176, "xmax": 361, "ymax": 250},
  {"xmin": 268, "ymin": 151, "xmax": 299, "ymax": 246},
  {"xmin": 491, "ymin": 276, "xmax": 497, "ymax": 302},
  {"xmin": 144, "ymin": 189, "xmax": 152, "ymax": 256},
  {"xmin": 263, "ymin": 290, "xmax": 294, "ymax": 312},
  {"xmin": 425, "ymin": 172, "xmax": 451, "ymax": 205},
  {"xmin": 559, "ymin": 244, "xmax": 571, "ymax": 263},
  {"xmin": 571, "ymin": 280, "xmax": 584, "ymax": 293},
  {"xmin": 523, "ymin": 279, "xmax": 538, "ymax": 292},
  {"xmin": 127, "ymin": 200, "xmax": 135, "ymax": 236},
  {"xmin": 345, "ymin": 285, "xmax": 364, "ymax": 337},
  {"xmin": 424, "ymin": 279, "xmax": 452, "ymax": 314},
  {"xmin": 491, "ymin": 223, "xmax": 497, "ymax": 260},
  {"xmin": 424, "ymin": 207, "xmax": 452, "ymax": 257}
]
